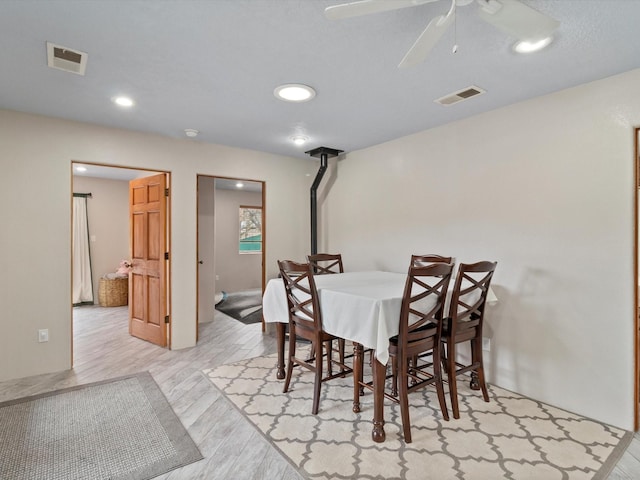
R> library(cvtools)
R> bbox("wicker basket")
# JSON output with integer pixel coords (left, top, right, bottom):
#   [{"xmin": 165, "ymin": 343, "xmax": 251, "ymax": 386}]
[{"xmin": 98, "ymin": 277, "xmax": 128, "ymax": 307}]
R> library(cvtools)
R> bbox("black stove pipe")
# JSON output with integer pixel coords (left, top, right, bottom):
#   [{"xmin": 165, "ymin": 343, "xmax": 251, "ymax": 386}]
[
  {"xmin": 310, "ymin": 153, "xmax": 328, "ymax": 256},
  {"xmin": 306, "ymin": 147, "xmax": 344, "ymax": 256}
]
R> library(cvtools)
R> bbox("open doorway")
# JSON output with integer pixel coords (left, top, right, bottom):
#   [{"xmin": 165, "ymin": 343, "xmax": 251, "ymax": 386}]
[
  {"xmin": 71, "ymin": 162, "xmax": 170, "ymax": 363},
  {"xmin": 197, "ymin": 175, "xmax": 265, "ymax": 337}
]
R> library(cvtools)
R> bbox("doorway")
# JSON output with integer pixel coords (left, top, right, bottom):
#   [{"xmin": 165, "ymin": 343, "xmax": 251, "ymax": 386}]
[
  {"xmin": 71, "ymin": 163, "xmax": 170, "ymax": 362},
  {"xmin": 197, "ymin": 175, "xmax": 265, "ymax": 336},
  {"xmin": 635, "ymin": 127, "xmax": 640, "ymax": 430}
]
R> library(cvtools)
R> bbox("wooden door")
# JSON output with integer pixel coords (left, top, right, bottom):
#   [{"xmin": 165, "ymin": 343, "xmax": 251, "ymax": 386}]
[{"xmin": 129, "ymin": 173, "xmax": 168, "ymax": 347}]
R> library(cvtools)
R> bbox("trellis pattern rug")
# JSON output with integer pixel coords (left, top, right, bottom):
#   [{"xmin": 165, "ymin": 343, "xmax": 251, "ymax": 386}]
[
  {"xmin": 204, "ymin": 353, "xmax": 632, "ymax": 480},
  {"xmin": 0, "ymin": 372, "xmax": 202, "ymax": 480}
]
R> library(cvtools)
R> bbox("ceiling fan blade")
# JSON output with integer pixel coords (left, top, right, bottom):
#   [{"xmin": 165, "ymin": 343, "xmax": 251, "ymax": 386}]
[
  {"xmin": 325, "ymin": 0, "xmax": 438, "ymax": 21},
  {"xmin": 398, "ymin": 3, "xmax": 455, "ymax": 68},
  {"xmin": 476, "ymin": 0, "xmax": 560, "ymax": 40}
]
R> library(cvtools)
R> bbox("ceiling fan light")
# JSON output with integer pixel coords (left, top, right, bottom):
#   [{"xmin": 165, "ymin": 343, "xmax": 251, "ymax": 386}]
[
  {"xmin": 513, "ymin": 36, "xmax": 553, "ymax": 54},
  {"xmin": 274, "ymin": 84, "xmax": 316, "ymax": 102}
]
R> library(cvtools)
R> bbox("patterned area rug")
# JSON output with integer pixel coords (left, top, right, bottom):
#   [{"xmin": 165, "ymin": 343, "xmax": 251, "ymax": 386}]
[
  {"xmin": 215, "ymin": 289, "xmax": 263, "ymax": 325},
  {"xmin": 204, "ymin": 352, "xmax": 632, "ymax": 480},
  {"xmin": 0, "ymin": 372, "xmax": 202, "ymax": 480}
]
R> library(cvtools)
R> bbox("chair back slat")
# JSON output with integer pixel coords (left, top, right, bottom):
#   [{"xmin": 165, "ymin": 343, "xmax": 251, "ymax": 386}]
[
  {"xmin": 278, "ymin": 260, "xmax": 322, "ymax": 331},
  {"xmin": 411, "ymin": 254, "xmax": 453, "ymax": 267},
  {"xmin": 307, "ymin": 253, "xmax": 344, "ymax": 275},
  {"xmin": 398, "ymin": 262, "xmax": 454, "ymax": 350},
  {"xmin": 448, "ymin": 261, "xmax": 497, "ymax": 329}
]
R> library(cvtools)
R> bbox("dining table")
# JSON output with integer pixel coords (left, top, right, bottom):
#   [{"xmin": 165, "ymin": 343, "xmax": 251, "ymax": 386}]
[{"xmin": 261, "ymin": 269, "xmax": 497, "ymax": 443}]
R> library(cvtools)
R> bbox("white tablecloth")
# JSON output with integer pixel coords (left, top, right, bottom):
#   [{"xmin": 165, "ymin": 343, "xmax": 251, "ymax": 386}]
[{"xmin": 263, "ymin": 270, "xmax": 497, "ymax": 365}]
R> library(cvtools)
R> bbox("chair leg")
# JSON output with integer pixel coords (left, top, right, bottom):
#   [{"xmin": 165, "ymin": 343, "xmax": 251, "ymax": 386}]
[
  {"xmin": 478, "ymin": 371, "xmax": 490, "ymax": 402},
  {"xmin": 359, "ymin": 348, "xmax": 365, "ymax": 397},
  {"xmin": 353, "ymin": 343, "xmax": 363, "ymax": 413},
  {"xmin": 312, "ymin": 340, "xmax": 323, "ymax": 415},
  {"xmin": 410, "ymin": 355, "xmax": 419, "ymax": 386},
  {"xmin": 444, "ymin": 342, "xmax": 460, "ymax": 419},
  {"xmin": 283, "ymin": 325, "xmax": 297, "ymax": 393},
  {"xmin": 339, "ymin": 338, "xmax": 346, "ymax": 375},
  {"xmin": 398, "ymin": 357, "xmax": 412, "ymax": 443},
  {"xmin": 433, "ymin": 343, "xmax": 449, "ymax": 421},
  {"xmin": 325, "ymin": 340, "xmax": 333, "ymax": 376},
  {"xmin": 440, "ymin": 345, "xmax": 447, "ymax": 373},
  {"xmin": 471, "ymin": 337, "xmax": 490, "ymax": 402},
  {"xmin": 390, "ymin": 354, "xmax": 398, "ymax": 396}
]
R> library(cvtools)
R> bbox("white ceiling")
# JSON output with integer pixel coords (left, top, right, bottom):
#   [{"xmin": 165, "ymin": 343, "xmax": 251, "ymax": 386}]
[{"xmin": 2, "ymin": 1, "xmax": 640, "ymax": 161}]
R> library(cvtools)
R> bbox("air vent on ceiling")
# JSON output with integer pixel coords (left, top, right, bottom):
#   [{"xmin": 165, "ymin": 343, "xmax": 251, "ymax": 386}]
[
  {"xmin": 435, "ymin": 85, "xmax": 485, "ymax": 106},
  {"xmin": 46, "ymin": 42, "xmax": 88, "ymax": 76}
]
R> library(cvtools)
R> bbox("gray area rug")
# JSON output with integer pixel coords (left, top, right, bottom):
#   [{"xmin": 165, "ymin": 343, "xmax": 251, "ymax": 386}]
[
  {"xmin": 204, "ymin": 351, "xmax": 633, "ymax": 480},
  {"xmin": 215, "ymin": 288, "xmax": 263, "ymax": 325},
  {"xmin": 0, "ymin": 372, "xmax": 202, "ymax": 480}
]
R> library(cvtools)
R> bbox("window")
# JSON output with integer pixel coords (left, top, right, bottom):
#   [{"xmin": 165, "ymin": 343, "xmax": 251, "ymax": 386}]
[{"xmin": 239, "ymin": 206, "xmax": 262, "ymax": 253}]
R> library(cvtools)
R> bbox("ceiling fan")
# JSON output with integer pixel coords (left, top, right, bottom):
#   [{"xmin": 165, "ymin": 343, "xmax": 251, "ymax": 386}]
[{"xmin": 324, "ymin": 0, "xmax": 560, "ymax": 68}]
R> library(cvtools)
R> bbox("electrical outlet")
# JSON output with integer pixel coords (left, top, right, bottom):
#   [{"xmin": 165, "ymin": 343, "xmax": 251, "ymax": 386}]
[
  {"xmin": 215, "ymin": 275, "xmax": 220, "ymax": 281},
  {"xmin": 482, "ymin": 337, "xmax": 490, "ymax": 351},
  {"xmin": 38, "ymin": 329, "xmax": 49, "ymax": 343}
]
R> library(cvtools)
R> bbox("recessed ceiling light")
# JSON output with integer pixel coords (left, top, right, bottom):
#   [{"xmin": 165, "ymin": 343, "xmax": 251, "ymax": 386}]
[
  {"xmin": 513, "ymin": 36, "xmax": 553, "ymax": 54},
  {"xmin": 291, "ymin": 135, "xmax": 308, "ymax": 146},
  {"xmin": 184, "ymin": 129, "xmax": 199, "ymax": 137},
  {"xmin": 236, "ymin": 182, "xmax": 244, "ymax": 188},
  {"xmin": 274, "ymin": 84, "xmax": 316, "ymax": 102},
  {"xmin": 113, "ymin": 96, "xmax": 134, "ymax": 107},
  {"xmin": 75, "ymin": 166, "xmax": 87, "ymax": 172}
]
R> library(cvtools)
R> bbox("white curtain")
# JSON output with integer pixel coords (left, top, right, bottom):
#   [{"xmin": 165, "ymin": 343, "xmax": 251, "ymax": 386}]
[{"xmin": 73, "ymin": 195, "xmax": 94, "ymax": 305}]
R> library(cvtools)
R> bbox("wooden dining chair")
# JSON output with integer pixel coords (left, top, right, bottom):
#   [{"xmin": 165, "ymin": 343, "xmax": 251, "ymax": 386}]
[
  {"xmin": 278, "ymin": 260, "xmax": 353, "ymax": 415},
  {"xmin": 441, "ymin": 261, "xmax": 497, "ymax": 419},
  {"xmin": 405, "ymin": 255, "xmax": 452, "ymax": 375},
  {"xmin": 307, "ymin": 253, "xmax": 346, "ymax": 374},
  {"xmin": 354, "ymin": 261, "xmax": 453, "ymax": 443}
]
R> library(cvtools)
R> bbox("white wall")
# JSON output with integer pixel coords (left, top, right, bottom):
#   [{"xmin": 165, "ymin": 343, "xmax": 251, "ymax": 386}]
[
  {"xmin": 320, "ymin": 68, "xmax": 640, "ymax": 430},
  {"xmin": 198, "ymin": 176, "xmax": 216, "ymax": 323},
  {"xmin": 214, "ymin": 188, "xmax": 263, "ymax": 293},
  {"xmin": 0, "ymin": 109, "xmax": 313, "ymax": 382},
  {"xmin": 72, "ymin": 176, "xmax": 129, "ymax": 300}
]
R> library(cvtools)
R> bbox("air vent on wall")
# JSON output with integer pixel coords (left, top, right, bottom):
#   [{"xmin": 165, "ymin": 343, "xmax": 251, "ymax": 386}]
[
  {"xmin": 46, "ymin": 42, "xmax": 88, "ymax": 76},
  {"xmin": 435, "ymin": 85, "xmax": 485, "ymax": 106}
]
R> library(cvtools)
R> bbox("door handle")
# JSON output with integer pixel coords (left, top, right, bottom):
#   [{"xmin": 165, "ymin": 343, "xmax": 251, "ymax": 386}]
[{"xmin": 198, "ymin": 260, "xmax": 204, "ymax": 264}]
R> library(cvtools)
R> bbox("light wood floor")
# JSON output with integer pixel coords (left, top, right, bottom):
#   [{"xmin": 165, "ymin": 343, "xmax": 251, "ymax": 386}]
[
  {"xmin": 0, "ymin": 306, "xmax": 302, "ymax": 480},
  {"xmin": 1, "ymin": 305, "xmax": 639, "ymax": 479}
]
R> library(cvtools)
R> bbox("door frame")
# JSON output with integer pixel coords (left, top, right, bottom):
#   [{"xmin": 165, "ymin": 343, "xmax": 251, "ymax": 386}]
[
  {"xmin": 70, "ymin": 162, "xmax": 172, "ymax": 364},
  {"xmin": 635, "ymin": 127, "xmax": 639, "ymax": 431},
  {"xmin": 196, "ymin": 174, "xmax": 266, "ymax": 339}
]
